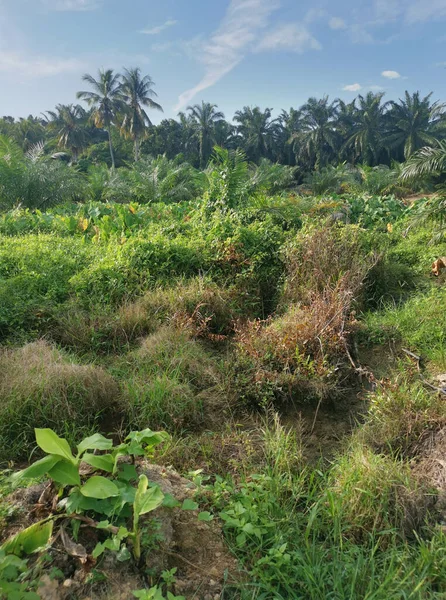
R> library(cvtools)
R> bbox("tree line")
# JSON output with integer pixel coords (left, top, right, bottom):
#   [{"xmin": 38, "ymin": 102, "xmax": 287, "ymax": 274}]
[{"xmin": 1, "ymin": 68, "xmax": 445, "ymax": 174}]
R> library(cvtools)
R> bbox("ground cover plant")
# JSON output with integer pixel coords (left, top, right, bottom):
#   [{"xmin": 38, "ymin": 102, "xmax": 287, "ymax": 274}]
[{"xmin": 2, "ymin": 104, "xmax": 446, "ymax": 598}]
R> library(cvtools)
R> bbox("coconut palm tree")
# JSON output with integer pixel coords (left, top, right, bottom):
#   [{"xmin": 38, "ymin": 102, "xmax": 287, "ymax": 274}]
[
  {"xmin": 120, "ymin": 68, "xmax": 163, "ymax": 161},
  {"xmin": 45, "ymin": 104, "xmax": 89, "ymax": 163},
  {"xmin": 386, "ymin": 91, "xmax": 445, "ymax": 160},
  {"xmin": 186, "ymin": 102, "xmax": 225, "ymax": 167},
  {"xmin": 293, "ymin": 96, "xmax": 338, "ymax": 170},
  {"xmin": 344, "ymin": 92, "xmax": 388, "ymax": 166},
  {"xmin": 234, "ymin": 106, "xmax": 278, "ymax": 163},
  {"xmin": 77, "ymin": 69, "xmax": 124, "ymax": 171}
]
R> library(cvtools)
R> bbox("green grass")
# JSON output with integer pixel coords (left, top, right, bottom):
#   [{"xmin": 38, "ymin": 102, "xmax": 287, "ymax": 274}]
[
  {"xmin": 362, "ymin": 286, "xmax": 446, "ymax": 369},
  {"xmin": 1, "ymin": 195, "xmax": 446, "ymax": 598}
]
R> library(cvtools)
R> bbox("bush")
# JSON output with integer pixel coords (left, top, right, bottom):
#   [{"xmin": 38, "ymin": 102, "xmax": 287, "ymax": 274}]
[{"xmin": 0, "ymin": 341, "xmax": 121, "ymax": 461}]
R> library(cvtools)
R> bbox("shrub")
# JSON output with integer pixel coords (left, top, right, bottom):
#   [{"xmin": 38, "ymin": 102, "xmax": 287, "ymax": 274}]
[{"xmin": 0, "ymin": 341, "xmax": 121, "ymax": 461}]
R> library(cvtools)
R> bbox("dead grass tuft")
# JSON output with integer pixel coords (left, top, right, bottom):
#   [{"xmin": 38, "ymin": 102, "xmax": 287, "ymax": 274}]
[{"xmin": 0, "ymin": 340, "xmax": 121, "ymax": 461}]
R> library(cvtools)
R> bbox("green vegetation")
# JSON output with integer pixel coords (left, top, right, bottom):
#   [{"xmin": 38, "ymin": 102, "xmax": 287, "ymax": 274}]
[{"xmin": 2, "ymin": 77, "xmax": 446, "ymax": 598}]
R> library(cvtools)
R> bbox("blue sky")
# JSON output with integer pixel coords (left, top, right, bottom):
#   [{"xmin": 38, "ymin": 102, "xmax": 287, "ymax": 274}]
[{"xmin": 1, "ymin": 0, "xmax": 446, "ymax": 122}]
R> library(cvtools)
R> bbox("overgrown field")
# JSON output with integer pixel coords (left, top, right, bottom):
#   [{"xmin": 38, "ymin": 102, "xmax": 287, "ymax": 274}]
[{"xmin": 1, "ymin": 157, "xmax": 446, "ymax": 599}]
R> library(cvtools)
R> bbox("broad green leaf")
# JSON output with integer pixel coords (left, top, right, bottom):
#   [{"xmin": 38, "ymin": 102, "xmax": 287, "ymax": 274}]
[
  {"xmin": 198, "ymin": 511, "xmax": 213, "ymax": 522},
  {"xmin": 117, "ymin": 464, "xmax": 138, "ymax": 482},
  {"xmin": 48, "ymin": 461, "xmax": 81, "ymax": 487},
  {"xmin": 11, "ymin": 454, "xmax": 61, "ymax": 482},
  {"xmin": 77, "ymin": 434, "xmax": 113, "ymax": 456},
  {"xmin": 35, "ymin": 429, "xmax": 75, "ymax": 464},
  {"xmin": 126, "ymin": 429, "xmax": 170, "ymax": 448},
  {"xmin": 181, "ymin": 499, "xmax": 198, "ymax": 511},
  {"xmin": 82, "ymin": 453, "xmax": 114, "ymax": 473},
  {"xmin": 116, "ymin": 546, "xmax": 131, "ymax": 562},
  {"xmin": 162, "ymin": 493, "xmax": 181, "ymax": 508},
  {"xmin": 92, "ymin": 541, "xmax": 106, "ymax": 559},
  {"xmin": 134, "ymin": 476, "xmax": 164, "ymax": 518},
  {"xmin": 1, "ymin": 520, "xmax": 53, "ymax": 556},
  {"xmin": 80, "ymin": 476, "xmax": 119, "ymax": 499}
]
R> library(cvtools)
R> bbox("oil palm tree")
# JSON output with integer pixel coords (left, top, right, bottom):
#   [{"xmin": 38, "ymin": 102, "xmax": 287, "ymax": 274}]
[
  {"xmin": 386, "ymin": 92, "xmax": 445, "ymax": 160},
  {"xmin": 45, "ymin": 104, "xmax": 89, "ymax": 163},
  {"xmin": 233, "ymin": 106, "xmax": 277, "ymax": 163},
  {"xmin": 186, "ymin": 102, "xmax": 225, "ymax": 167},
  {"xmin": 293, "ymin": 96, "xmax": 338, "ymax": 170},
  {"xmin": 77, "ymin": 69, "xmax": 124, "ymax": 171},
  {"xmin": 344, "ymin": 92, "xmax": 388, "ymax": 166},
  {"xmin": 120, "ymin": 68, "xmax": 163, "ymax": 161}
]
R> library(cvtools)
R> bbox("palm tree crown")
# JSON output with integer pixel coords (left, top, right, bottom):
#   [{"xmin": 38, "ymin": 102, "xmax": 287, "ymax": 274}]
[
  {"xmin": 186, "ymin": 102, "xmax": 225, "ymax": 167},
  {"xmin": 387, "ymin": 91, "xmax": 445, "ymax": 160},
  {"xmin": 120, "ymin": 68, "xmax": 163, "ymax": 161},
  {"xmin": 77, "ymin": 68, "xmax": 124, "ymax": 170},
  {"xmin": 46, "ymin": 104, "xmax": 88, "ymax": 163}
]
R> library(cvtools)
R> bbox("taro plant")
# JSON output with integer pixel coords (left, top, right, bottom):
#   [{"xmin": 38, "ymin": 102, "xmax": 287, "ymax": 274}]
[{"xmin": 6, "ymin": 427, "xmax": 172, "ymax": 565}]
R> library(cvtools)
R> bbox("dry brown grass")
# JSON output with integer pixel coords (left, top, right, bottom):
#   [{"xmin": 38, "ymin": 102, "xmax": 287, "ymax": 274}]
[
  {"xmin": 232, "ymin": 226, "xmax": 375, "ymax": 406},
  {"xmin": 0, "ymin": 340, "xmax": 121, "ymax": 460},
  {"xmin": 51, "ymin": 278, "xmax": 242, "ymax": 354}
]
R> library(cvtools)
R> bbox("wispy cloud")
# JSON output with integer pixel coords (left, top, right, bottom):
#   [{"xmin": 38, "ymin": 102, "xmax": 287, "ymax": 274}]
[
  {"xmin": 343, "ymin": 83, "xmax": 362, "ymax": 91},
  {"xmin": 140, "ymin": 19, "xmax": 177, "ymax": 35},
  {"xmin": 382, "ymin": 69, "xmax": 401, "ymax": 79},
  {"xmin": 329, "ymin": 17, "xmax": 347, "ymax": 30},
  {"xmin": 175, "ymin": 0, "xmax": 322, "ymax": 112},
  {"xmin": 41, "ymin": 0, "xmax": 101, "ymax": 11},
  {"xmin": 0, "ymin": 51, "xmax": 85, "ymax": 76},
  {"xmin": 405, "ymin": 0, "xmax": 446, "ymax": 23},
  {"xmin": 372, "ymin": 0, "xmax": 446, "ymax": 25},
  {"xmin": 257, "ymin": 23, "xmax": 321, "ymax": 52},
  {"xmin": 175, "ymin": 0, "xmax": 281, "ymax": 111}
]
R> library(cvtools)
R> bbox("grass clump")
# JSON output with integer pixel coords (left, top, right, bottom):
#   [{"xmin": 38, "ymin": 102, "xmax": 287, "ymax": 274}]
[
  {"xmin": 329, "ymin": 441, "xmax": 430, "ymax": 544},
  {"xmin": 114, "ymin": 326, "xmax": 226, "ymax": 433},
  {"xmin": 0, "ymin": 341, "xmax": 121, "ymax": 461},
  {"xmin": 364, "ymin": 378, "xmax": 446, "ymax": 454},
  {"xmin": 362, "ymin": 286, "xmax": 446, "ymax": 368}
]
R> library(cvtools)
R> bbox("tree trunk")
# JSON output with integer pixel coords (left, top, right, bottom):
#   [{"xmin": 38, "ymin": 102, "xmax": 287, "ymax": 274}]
[
  {"xmin": 108, "ymin": 128, "xmax": 116, "ymax": 172},
  {"xmin": 134, "ymin": 137, "xmax": 140, "ymax": 162}
]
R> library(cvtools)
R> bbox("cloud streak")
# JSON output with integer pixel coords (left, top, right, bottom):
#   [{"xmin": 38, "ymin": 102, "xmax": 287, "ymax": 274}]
[
  {"xmin": 140, "ymin": 19, "xmax": 177, "ymax": 35},
  {"xmin": 175, "ymin": 0, "xmax": 321, "ymax": 111},
  {"xmin": 41, "ymin": 0, "xmax": 101, "ymax": 11},
  {"xmin": 257, "ymin": 23, "xmax": 321, "ymax": 52},
  {"xmin": 0, "ymin": 51, "xmax": 85, "ymax": 76}
]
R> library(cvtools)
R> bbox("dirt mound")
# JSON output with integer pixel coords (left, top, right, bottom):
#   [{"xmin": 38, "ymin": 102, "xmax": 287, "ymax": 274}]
[
  {"xmin": 3, "ymin": 463, "xmax": 238, "ymax": 600},
  {"xmin": 412, "ymin": 427, "xmax": 446, "ymax": 492}
]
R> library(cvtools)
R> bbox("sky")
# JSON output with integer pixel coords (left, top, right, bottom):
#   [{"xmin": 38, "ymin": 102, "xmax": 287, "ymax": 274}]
[{"xmin": 1, "ymin": 0, "xmax": 446, "ymax": 122}]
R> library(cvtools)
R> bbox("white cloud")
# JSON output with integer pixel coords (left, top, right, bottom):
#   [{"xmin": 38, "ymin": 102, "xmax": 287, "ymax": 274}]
[
  {"xmin": 405, "ymin": 0, "xmax": 446, "ymax": 23},
  {"xmin": 343, "ymin": 83, "xmax": 362, "ymax": 91},
  {"xmin": 175, "ymin": 1, "xmax": 322, "ymax": 111},
  {"xmin": 381, "ymin": 69, "xmax": 401, "ymax": 78},
  {"xmin": 257, "ymin": 23, "xmax": 321, "ymax": 52},
  {"xmin": 329, "ymin": 17, "xmax": 347, "ymax": 30},
  {"xmin": 41, "ymin": 0, "xmax": 101, "ymax": 11},
  {"xmin": 175, "ymin": 0, "xmax": 281, "ymax": 111},
  {"xmin": 0, "ymin": 51, "xmax": 85, "ymax": 77},
  {"xmin": 140, "ymin": 19, "xmax": 178, "ymax": 35}
]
